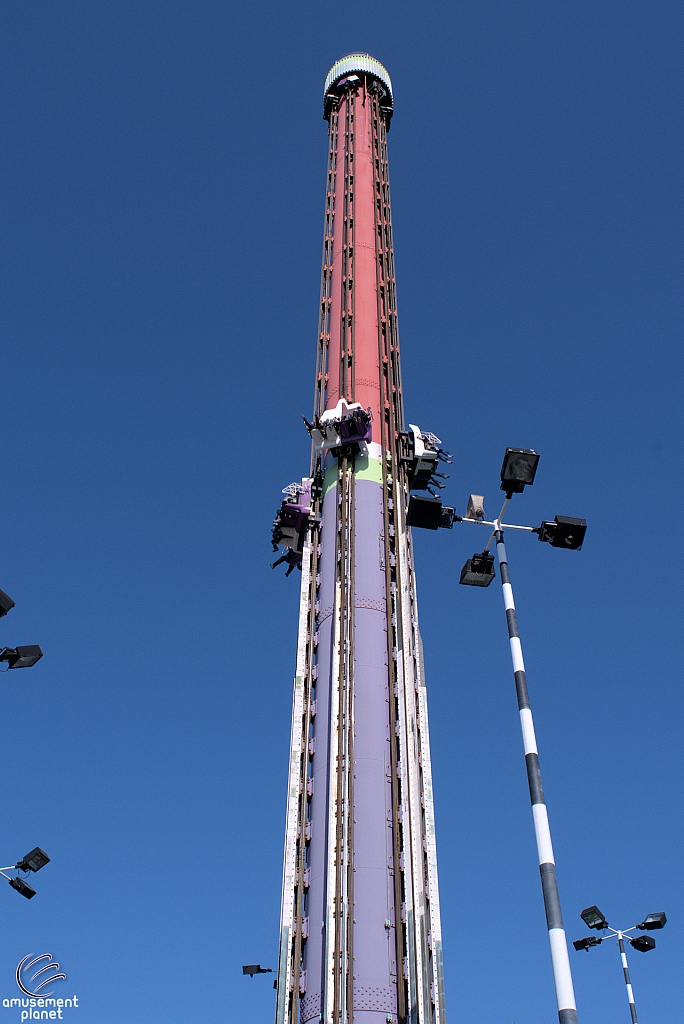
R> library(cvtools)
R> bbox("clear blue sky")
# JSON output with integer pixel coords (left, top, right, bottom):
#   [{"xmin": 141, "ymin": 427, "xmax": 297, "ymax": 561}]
[{"xmin": 0, "ymin": 2, "xmax": 682, "ymax": 1022}]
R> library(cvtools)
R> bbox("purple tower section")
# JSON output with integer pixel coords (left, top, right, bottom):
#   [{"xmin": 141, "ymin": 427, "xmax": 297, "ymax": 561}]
[
  {"xmin": 349, "ymin": 476, "xmax": 395, "ymax": 1007},
  {"xmin": 303, "ymin": 464, "xmax": 396, "ymax": 1023}
]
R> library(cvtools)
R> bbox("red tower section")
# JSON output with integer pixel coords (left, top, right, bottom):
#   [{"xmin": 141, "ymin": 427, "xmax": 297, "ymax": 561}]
[{"xmin": 326, "ymin": 84, "xmax": 384, "ymax": 424}]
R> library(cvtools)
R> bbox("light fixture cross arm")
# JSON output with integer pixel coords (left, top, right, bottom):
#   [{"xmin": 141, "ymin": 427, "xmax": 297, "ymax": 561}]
[{"xmin": 459, "ymin": 517, "xmax": 538, "ymax": 532}]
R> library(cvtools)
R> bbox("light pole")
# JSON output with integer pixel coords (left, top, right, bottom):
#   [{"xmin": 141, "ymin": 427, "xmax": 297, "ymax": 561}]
[
  {"xmin": 573, "ymin": 906, "xmax": 666, "ymax": 1023},
  {"xmin": 407, "ymin": 447, "xmax": 586, "ymax": 1024}
]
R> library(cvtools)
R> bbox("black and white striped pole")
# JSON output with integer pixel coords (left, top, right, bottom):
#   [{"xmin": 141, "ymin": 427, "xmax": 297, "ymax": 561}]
[
  {"xmin": 618, "ymin": 935, "xmax": 638, "ymax": 1024},
  {"xmin": 574, "ymin": 907, "xmax": 666, "ymax": 1023},
  {"xmin": 406, "ymin": 446, "xmax": 587, "ymax": 1024},
  {"xmin": 495, "ymin": 525, "xmax": 578, "ymax": 1024}
]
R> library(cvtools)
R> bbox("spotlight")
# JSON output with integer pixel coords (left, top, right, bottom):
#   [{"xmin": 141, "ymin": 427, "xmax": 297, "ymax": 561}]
[
  {"xmin": 580, "ymin": 905, "xmax": 608, "ymax": 930},
  {"xmin": 0, "ymin": 645, "xmax": 43, "ymax": 669},
  {"xmin": 630, "ymin": 935, "xmax": 656, "ymax": 953},
  {"xmin": 636, "ymin": 913, "xmax": 666, "ymax": 931},
  {"xmin": 573, "ymin": 936, "xmax": 602, "ymax": 951},
  {"xmin": 538, "ymin": 516, "xmax": 587, "ymax": 550},
  {"xmin": 242, "ymin": 964, "xmax": 273, "ymax": 977},
  {"xmin": 500, "ymin": 448, "xmax": 539, "ymax": 495},
  {"xmin": 407, "ymin": 495, "xmax": 444, "ymax": 530},
  {"xmin": 16, "ymin": 848, "xmax": 50, "ymax": 873},
  {"xmin": 9, "ymin": 877, "xmax": 36, "ymax": 900},
  {"xmin": 459, "ymin": 552, "xmax": 496, "ymax": 587},
  {"xmin": 0, "ymin": 589, "xmax": 15, "ymax": 618}
]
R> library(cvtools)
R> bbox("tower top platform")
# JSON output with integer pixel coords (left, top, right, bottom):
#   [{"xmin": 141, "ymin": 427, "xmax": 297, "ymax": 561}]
[{"xmin": 323, "ymin": 53, "xmax": 393, "ymax": 122}]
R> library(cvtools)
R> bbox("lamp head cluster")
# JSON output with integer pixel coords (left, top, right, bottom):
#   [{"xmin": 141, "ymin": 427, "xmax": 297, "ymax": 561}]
[
  {"xmin": 0, "ymin": 593, "xmax": 47, "ymax": 899},
  {"xmin": 0, "ymin": 586, "xmax": 43, "ymax": 669},
  {"xmin": 5, "ymin": 847, "xmax": 50, "ymax": 900},
  {"xmin": 406, "ymin": 446, "xmax": 588, "ymax": 590},
  {"xmin": 407, "ymin": 447, "xmax": 587, "ymax": 579},
  {"xmin": 574, "ymin": 906, "xmax": 666, "ymax": 954}
]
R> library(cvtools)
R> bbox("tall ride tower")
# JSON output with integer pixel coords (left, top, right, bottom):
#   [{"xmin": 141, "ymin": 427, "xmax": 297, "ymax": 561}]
[{"xmin": 273, "ymin": 55, "xmax": 447, "ymax": 1024}]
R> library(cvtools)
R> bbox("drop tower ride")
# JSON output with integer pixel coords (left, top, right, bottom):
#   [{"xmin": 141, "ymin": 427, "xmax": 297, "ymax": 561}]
[{"xmin": 272, "ymin": 55, "xmax": 447, "ymax": 1024}]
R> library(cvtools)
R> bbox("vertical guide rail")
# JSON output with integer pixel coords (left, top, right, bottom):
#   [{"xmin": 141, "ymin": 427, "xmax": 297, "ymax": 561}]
[
  {"xmin": 275, "ymin": 519, "xmax": 320, "ymax": 1024},
  {"xmin": 324, "ymin": 566, "xmax": 342, "ymax": 1024},
  {"xmin": 323, "ymin": 83, "xmax": 356, "ymax": 1024},
  {"xmin": 373, "ymin": 117, "xmax": 425, "ymax": 1021},
  {"xmin": 277, "ymin": 100, "xmax": 338, "ymax": 1024},
  {"xmin": 413, "ymin": 617, "xmax": 447, "ymax": 1023},
  {"xmin": 342, "ymin": 84, "xmax": 356, "ymax": 1024},
  {"xmin": 370, "ymin": 83, "xmax": 407, "ymax": 1024},
  {"xmin": 494, "ymin": 530, "xmax": 578, "ymax": 1024},
  {"xmin": 379, "ymin": 105, "xmax": 423, "ymax": 1009},
  {"xmin": 394, "ymin": 519, "xmax": 427, "ymax": 1024},
  {"xmin": 325, "ymin": 455, "xmax": 354, "ymax": 1024},
  {"xmin": 313, "ymin": 105, "xmax": 338, "ymax": 434},
  {"xmin": 618, "ymin": 936, "xmax": 639, "ymax": 1024},
  {"xmin": 371, "ymin": 82, "xmax": 446, "ymax": 1024}
]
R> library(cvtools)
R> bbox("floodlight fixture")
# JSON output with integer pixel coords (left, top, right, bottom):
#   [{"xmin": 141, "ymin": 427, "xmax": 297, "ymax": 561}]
[
  {"xmin": 538, "ymin": 516, "xmax": 587, "ymax": 550},
  {"xmin": 459, "ymin": 552, "xmax": 496, "ymax": 587},
  {"xmin": 407, "ymin": 495, "xmax": 444, "ymax": 530},
  {"xmin": 242, "ymin": 964, "xmax": 273, "ymax": 978},
  {"xmin": 573, "ymin": 936, "xmax": 602, "ymax": 951},
  {"xmin": 637, "ymin": 913, "xmax": 666, "ymax": 931},
  {"xmin": 16, "ymin": 848, "xmax": 50, "ymax": 873},
  {"xmin": 9, "ymin": 877, "xmax": 36, "ymax": 900},
  {"xmin": 581, "ymin": 905, "xmax": 608, "ymax": 930},
  {"xmin": 0, "ymin": 589, "xmax": 15, "ymax": 618},
  {"xmin": 406, "ymin": 495, "xmax": 456, "ymax": 531},
  {"xmin": 630, "ymin": 935, "xmax": 656, "ymax": 953},
  {"xmin": 0, "ymin": 645, "xmax": 43, "ymax": 669},
  {"xmin": 500, "ymin": 447, "xmax": 539, "ymax": 495}
]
